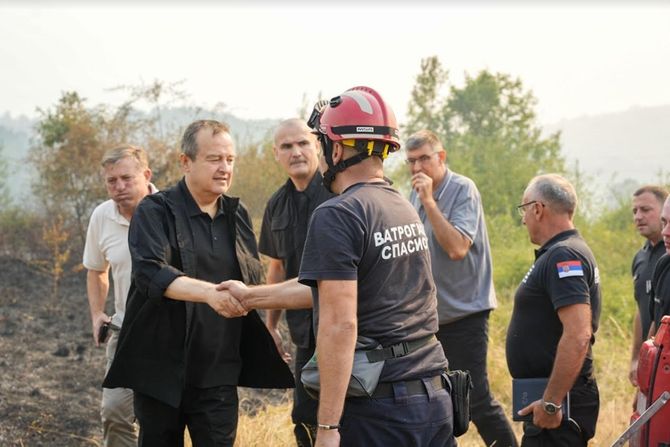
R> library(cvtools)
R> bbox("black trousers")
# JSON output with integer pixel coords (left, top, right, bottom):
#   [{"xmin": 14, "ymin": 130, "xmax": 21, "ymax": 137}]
[
  {"xmin": 437, "ymin": 310, "xmax": 518, "ymax": 447},
  {"xmin": 521, "ymin": 376, "xmax": 599, "ymax": 447},
  {"xmin": 134, "ymin": 385, "xmax": 238, "ymax": 447},
  {"xmin": 292, "ymin": 345, "xmax": 318, "ymax": 447}
]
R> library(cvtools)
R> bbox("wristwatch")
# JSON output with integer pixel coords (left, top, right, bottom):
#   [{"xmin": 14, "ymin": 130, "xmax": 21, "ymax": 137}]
[{"xmin": 541, "ymin": 399, "xmax": 562, "ymax": 415}]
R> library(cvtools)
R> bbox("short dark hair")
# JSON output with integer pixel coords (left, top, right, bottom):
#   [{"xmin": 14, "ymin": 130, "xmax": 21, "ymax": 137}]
[
  {"xmin": 633, "ymin": 185, "xmax": 669, "ymax": 206},
  {"xmin": 405, "ymin": 129, "xmax": 444, "ymax": 153},
  {"xmin": 181, "ymin": 120, "xmax": 230, "ymax": 160}
]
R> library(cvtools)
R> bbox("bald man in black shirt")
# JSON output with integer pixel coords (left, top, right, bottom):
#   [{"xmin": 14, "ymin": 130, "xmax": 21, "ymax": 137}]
[{"xmin": 507, "ymin": 174, "xmax": 600, "ymax": 446}]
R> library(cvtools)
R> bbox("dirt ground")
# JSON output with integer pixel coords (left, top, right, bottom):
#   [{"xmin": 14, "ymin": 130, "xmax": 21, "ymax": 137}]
[
  {"xmin": 0, "ymin": 256, "xmax": 289, "ymax": 446},
  {"xmin": 0, "ymin": 257, "xmax": 104, "ymax": 446}
]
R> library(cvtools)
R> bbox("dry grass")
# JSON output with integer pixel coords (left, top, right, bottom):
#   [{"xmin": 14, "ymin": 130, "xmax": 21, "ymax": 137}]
[
  {"xmin": 190, "ymin": 298, "xmax": 633, "ymax": 447},
  {"xmin": 183, "ymin": 400, "xmax": 294, "ymax": 447},
  {"xmin": 184, "ymin": 219, "xmax": 638, "ymax": 446}
]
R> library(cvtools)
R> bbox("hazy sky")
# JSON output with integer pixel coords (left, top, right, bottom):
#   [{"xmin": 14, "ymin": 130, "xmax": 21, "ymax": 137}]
[{"xmin": 1, "ymin": 3, "xmax": 669, "ymax": 126}]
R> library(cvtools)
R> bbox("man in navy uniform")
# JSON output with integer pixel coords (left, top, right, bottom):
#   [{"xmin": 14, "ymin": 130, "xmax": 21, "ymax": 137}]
[
  {"xmin": 628, "ymin": 186, "xmax": 668, "ymax": 385},
  {"xmin": 508, "ymin": 174, "xmax": 601, "ymax": 446}
]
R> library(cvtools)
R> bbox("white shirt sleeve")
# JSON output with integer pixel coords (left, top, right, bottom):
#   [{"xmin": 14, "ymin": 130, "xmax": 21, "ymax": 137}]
[{"xmin": 83, "ymin": 204, "xmax": 109, "ymax": 272}]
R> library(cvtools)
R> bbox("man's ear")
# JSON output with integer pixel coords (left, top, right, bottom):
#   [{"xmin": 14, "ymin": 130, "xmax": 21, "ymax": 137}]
[
  {"xmin": 179, "ymin": 153, "xmax": 191, "ymax": 172},
  {"xmin": 273, "ymin": 145, "xmax": 280, "ymax": 162},
  {"xmin": 314, "ymin": 137, "xmax": 322, "ymax": 156},
  {"xmin": 534, "ymin": 201, "xmax": 545, "ymax": 220},
  {"xmin": 333, "ymin": 141, "xmax": 346, "ymax": 164},
  {"xmin": 331, "ymin": 142, "xmax": 344, "ymax": 165},
  {"xmin": 143, "ymin": 168, "xmax": 152, "ymax": 182}
]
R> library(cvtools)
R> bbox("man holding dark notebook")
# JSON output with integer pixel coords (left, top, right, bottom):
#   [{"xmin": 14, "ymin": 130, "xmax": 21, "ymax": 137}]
[{"xmin": 506, "ymin": 174, "xmax": 601, "ymax": 446}]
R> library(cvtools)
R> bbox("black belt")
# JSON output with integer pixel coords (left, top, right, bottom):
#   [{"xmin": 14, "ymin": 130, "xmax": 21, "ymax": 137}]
[
  {"xmin": 371, "ymin": 375, "xmax": 445, "ymax": 399},
  {"xmin": 365, "ymin": 335, "xmax": 437, "ymax": 363}
]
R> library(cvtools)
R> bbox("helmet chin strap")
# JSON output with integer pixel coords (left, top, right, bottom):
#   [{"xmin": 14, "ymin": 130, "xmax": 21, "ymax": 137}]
[{"xmin": 318, "ymin": 134, "xmax": 370, "ymax": 193}]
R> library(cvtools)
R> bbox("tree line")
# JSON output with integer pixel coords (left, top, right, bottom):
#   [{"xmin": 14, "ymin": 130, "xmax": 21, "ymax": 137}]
[{"xmin": 0, "ymin": 57, "xmax": 660, "ymax": 300}]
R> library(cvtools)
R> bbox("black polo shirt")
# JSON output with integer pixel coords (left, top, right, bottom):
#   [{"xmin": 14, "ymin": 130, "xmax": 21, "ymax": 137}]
[
  {"xmin": 633, "ymin": 240, "xmax": 666, "ymax": 339},
  {"xmin": 259, "ymin": 172, "xmax": 334, "ymax": 348},
  {"xmin": 651, "ymin": 254, "xmax": 670, "ymax": 329},
  {"xmin": 506, "ymin": 229, "xmax": 601, "ymax": 380},
  {"xmin": 179, "ymin": 181, "xmax": 243, "ymax": 387}
]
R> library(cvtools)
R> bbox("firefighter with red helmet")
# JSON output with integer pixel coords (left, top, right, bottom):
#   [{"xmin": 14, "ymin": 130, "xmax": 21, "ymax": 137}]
[
  {"xmin": 220, "ymin": 86, "xmax": 455, "ymax": 446},
  {"xmin": 299, "ymin": 87, "xmax": 454, "ymax": 446}
]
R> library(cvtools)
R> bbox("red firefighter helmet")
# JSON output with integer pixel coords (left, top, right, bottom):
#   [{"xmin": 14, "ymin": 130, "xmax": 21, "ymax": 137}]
[
  {"xmin": 307, "ymin": 86, "xmax": 400, "ymax": 192},
  {"xmin": 316, "ymin": 86, "xmax": 400, "ymax": 155}
]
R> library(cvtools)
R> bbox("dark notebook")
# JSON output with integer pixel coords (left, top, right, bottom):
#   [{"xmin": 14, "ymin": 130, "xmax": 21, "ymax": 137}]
[{"xmin": 512, "ymin": 378, "xmax": 569, "ymax": 422}]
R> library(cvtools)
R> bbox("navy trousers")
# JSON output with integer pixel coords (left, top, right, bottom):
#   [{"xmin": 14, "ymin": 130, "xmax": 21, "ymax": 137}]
[
  {"xmin": 521, "ymin": 376, "xmax": 599, "ymax": 447},
  {"xmin": 339, "ymin": 378, "xmax": 456, "ymax": 447}
]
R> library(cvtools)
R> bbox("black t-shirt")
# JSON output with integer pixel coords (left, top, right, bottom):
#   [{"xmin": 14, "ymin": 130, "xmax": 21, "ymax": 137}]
[
  {"xmin": 651, "ymin": 254, "xmax": 670, "ymax": 329},
  {"xmin": 298, "ymin": 181, "xmax": 447, "ymax": 382},
  {"xmin": 259, "ymin": 172, "xmax": 334, "ymax": 348},
  {"xmin": 632, "ymin": 240, "xmax": 665, "ymax": 340},
  {"xmin": 506, "ymin": 229, "xmax": 601, "ymax": 379},
  {"xmin": 180, "ymin": 181, "xmax": 243, "ymax": 388}
]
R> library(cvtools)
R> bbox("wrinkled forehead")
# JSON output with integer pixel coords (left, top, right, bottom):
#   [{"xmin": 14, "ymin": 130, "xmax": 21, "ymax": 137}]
[
  {"xmin": 274, "ymin": 122, "xmax": 313, "ymax": 144},
  {"xmin": 103, "ymin": 156, "xmax": 142, "ymax": 176},
  {"xmin": 195, "ymin": 130, "xmax": 235, "ymax": 155},
  {"xmin": 407, "ymin": 142, "xmax": 439, "ymax": 155}
]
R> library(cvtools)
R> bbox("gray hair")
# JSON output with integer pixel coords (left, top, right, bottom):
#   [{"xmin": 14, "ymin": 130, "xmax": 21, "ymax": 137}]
[
  {"xmin": 101, "ymin": 144, "xmax": 149, "ymax": 170},
  {"xmin": 273, "ymin": 118, "xmax": 313, "ymax": 143},
  {"xmin": 405, "ymin": 129, "xmax": 444, "ymax": 153},
  {"xmin": 181, "ymin": 120, "xmax": 230, "ymax": 160},
  {"xmin": 526, "ymin": 174, "xmax": 578, "ymax": 216}
]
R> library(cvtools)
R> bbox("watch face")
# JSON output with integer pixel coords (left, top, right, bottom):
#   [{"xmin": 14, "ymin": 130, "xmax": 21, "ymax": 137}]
[{"xmin": 543, "ymin": 402, "xmax": 559, "ymax": 414}]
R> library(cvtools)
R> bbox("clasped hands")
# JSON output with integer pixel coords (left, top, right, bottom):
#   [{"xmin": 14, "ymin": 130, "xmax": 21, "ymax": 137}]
[{"xmin": 206, "ymin": 280, "xmax": 252, "ymax": 318}]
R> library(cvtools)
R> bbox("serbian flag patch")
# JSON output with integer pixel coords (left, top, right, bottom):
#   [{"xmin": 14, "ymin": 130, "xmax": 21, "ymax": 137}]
[{"xmin": 556, "ymin": 260, "xmax": 584, "ymax": 278}]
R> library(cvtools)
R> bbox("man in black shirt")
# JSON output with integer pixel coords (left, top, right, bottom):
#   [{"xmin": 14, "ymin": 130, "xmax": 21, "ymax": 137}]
[
  {"xmin": 103, "ymin": 120, "xmax": 293, "ymax": 446},
  {"xmin": 628, "ymin": 186, "xmax": 668, "ymax": 385},
  {"xmin": 649, "ymin": 196, "xmax": 670, "ymax": 333},
  {"xmin": 507, "ymin": 174, "xmax": 601, "ymax": 446},
  {"xmin": 259, "ymin": 118, "xmax": 334, "ymax": 446}
]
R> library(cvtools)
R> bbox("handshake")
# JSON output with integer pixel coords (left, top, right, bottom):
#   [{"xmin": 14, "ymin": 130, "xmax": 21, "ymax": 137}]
[
  {"xmin": 206, "ymin": 280, "xmax": 254, "ymax": 318},
  {"xmin": 204, "ymin": 277, "xmax": 312, "ymax": 319},
  {"xmin": 204, "ymin": 277, "xmax": 312, "ymax": 364}
]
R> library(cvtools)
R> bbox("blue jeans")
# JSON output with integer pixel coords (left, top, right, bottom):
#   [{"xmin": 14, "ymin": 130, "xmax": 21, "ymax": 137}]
[
  {"xmin": 437, "ymin": 311, "xmax": 518, "ymax": 447},
  {"xmin": 339, "ymin": 379, "xmax": 456, "ymax": 447}
]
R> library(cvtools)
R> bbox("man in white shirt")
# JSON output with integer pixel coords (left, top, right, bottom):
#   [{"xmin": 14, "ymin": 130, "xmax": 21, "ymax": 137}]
[{"xmin": 83, "ymin": 145, "xmax": 155, "ymax": 447}]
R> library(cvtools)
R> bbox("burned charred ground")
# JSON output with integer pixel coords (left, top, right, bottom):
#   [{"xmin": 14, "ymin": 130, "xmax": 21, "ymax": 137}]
[
  {"xmin": 0, "ymin": 257, "xmax": 288, "ymax": 446},
  {"xmin": 0, "ymin": 257, "xmax": 102, "ymax": 446}
]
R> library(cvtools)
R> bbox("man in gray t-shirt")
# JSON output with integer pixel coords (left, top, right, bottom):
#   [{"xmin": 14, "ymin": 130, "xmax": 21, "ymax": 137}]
[{"xmin": 407, "ymin": 130, "xmax": 517, "ymax": 447}]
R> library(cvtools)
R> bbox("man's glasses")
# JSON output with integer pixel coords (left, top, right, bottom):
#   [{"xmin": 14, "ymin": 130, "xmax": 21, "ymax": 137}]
[
  {"xmin": 405, "ymin": 152, "xmax": 440, "ymax": 166},
  {"xmin": 516, "ymin": 200, "xmax": 544, "ymax": 216}
]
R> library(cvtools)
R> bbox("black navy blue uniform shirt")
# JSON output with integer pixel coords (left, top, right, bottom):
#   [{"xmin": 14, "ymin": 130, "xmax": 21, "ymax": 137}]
[{"xmin": 506, "ymin": 229, "xmax": 601, "ymax": 380}]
